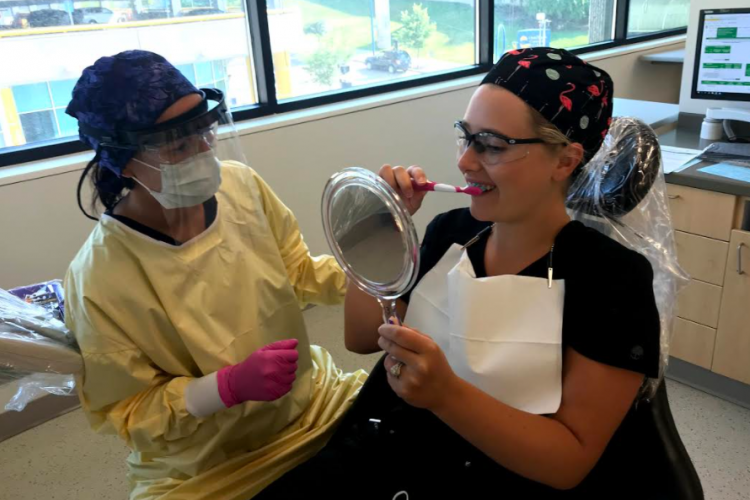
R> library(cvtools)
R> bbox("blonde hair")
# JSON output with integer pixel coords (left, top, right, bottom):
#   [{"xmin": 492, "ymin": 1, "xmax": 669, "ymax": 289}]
[
  {"xmin": 528, "ymin": 107, "xmax": 571, "ymax": 147},
  {"xmin": 528, "ymin": 106, "xmax": 589, "ymax": 173}
]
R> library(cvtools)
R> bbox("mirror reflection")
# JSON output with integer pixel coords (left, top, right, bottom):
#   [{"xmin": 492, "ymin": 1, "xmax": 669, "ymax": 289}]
[{"xmin": 330, "ymin": 185, "xmax": 406, "ymax": 285}]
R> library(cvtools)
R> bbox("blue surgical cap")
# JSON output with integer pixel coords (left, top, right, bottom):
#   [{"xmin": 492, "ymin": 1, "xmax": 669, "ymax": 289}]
[{"xmin": 66, "ymin": 50, "xmax": 199, "ymax": 177}]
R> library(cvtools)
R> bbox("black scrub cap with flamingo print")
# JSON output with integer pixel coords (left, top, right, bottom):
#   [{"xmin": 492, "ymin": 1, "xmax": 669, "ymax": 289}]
[{"xmin": 481, "ymin": 47, "xmax": 614, "ymax": 161}]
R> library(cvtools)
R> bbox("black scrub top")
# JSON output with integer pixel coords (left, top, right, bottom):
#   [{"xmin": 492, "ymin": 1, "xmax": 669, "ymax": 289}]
[
  {"xmin": 256, "ymin": 208, "xmax": 663, "ymax": 500},
  {"xmin": 402, "ymin": 208, "xmax": 661, "ymax": 378}
]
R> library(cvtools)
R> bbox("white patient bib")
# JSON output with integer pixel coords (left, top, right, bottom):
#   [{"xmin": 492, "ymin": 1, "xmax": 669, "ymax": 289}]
[{"xmin": 405, "ymin": 243, "xmax": 565, "ymax": 414}]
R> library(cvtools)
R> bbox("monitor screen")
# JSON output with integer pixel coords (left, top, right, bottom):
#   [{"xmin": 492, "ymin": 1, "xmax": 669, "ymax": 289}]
[{"xmin": 692, "ymin": 8, "xmax": 750, "ymax": 102}]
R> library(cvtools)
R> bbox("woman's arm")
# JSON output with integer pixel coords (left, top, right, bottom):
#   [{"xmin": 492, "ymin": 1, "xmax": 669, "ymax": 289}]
[
  {"xmin": 434, "ymin": 347, "xmax": 642, "ymax": 489},
  {"xmin": 378, "ymin": 325, "xmax": 643, "ymax": 490}
]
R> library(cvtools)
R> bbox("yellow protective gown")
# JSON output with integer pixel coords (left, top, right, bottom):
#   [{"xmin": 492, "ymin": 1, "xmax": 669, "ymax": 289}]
[{"xmin": 64, "ymin": 162, "xmax": 367, "ymax": 500}]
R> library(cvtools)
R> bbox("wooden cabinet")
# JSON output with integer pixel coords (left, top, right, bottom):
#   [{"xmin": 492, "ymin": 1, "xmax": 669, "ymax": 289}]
[
  {"xmin": 671, "ymin": 318, "xmax": 717, "ymax": 370},
  {"xmin": 674, "ymin": 231, "xmax": 729, "ymax": 286},
  {"xmin": 712, "ymin": 230, "xmax": 750, "ymax": 385},
  {"xmin": 666, "ymin": 185, "xmax": 750, "ymax": 387},
  {"xmin": 677, "ymin": 279, "xmax": 723, "ymax": 329},
  {"xmin": 667, "ymin": 184, "xmax": 736, "ymax": 241}
]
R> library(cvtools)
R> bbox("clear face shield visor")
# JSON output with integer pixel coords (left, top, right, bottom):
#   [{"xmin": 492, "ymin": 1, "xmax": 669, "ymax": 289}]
[
  {"xmin": 137, "ymin": 122, "xmax": 220, "ymax": 166},
  {"xmin": 80, "ymin": 89, "xmax": 253, "ymax": 244},
  {"xmin": 81, "ymin": 88, "xmax": 248, "ymax": 211},
  {"xmin": 80, "ymin": 88, "xmax": 243, "ymax": 166}
]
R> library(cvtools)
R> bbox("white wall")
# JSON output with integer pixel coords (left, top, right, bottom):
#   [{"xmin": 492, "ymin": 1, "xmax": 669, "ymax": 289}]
[
  {"xmin": 0, "ymin": 88, "xmax": 473, "ymax": 290},
  {"xmin": 679, "ymin": 1, "xmax": 750, "ymax": 115},
  {"xmin": 594, "ymin": 40, "xmax": 685, "ymax": 104},
  {"xmin": 0, "ymin": 42, "xmax": 685, "ymax": 290}
]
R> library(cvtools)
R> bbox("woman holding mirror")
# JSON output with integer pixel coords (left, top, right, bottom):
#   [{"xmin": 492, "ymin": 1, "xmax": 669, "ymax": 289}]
[{"xmin": 257, "ymin": 47, "xmax": 661, "ymax": 498}]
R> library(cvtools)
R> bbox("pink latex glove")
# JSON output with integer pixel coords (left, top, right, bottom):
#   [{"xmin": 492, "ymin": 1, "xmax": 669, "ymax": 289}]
[{"xmin": 217, "ymin": 339, "xmax": 299, "ymax": 406}]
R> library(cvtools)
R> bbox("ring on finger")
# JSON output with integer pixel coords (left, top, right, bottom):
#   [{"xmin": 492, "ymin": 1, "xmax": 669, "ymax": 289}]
[{"xmin": 390, "ymin": 361, "xmax": 404, "ymax": 379}]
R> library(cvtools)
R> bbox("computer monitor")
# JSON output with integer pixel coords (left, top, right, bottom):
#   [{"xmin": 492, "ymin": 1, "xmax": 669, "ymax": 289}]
[{"xmin": 691, "ymin": 8, "xmax": 750, "ymax": 102}]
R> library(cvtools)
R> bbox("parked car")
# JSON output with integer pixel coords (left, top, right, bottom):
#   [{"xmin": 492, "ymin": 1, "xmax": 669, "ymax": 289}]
[
  {"xmin": 135, "ymin": 10, "xmax": 170, "ymax": 20},
  {"xmin": 365, "ymin": 50, "xmax": 411, "ymax": 74},
  {"xmin": 27, "ymin": 9, "xmax": 73, "ymax": 28},
  {"xmin": 179, "ymin": 8, "xmax": 225, "ymax": 16},
  {"xmin": 73, "ymin": 7, "xmax": 115, "ymax": 24}
]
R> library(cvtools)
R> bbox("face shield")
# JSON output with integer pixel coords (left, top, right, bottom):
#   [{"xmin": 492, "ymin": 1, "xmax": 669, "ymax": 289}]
[{"xmin": 80, "ymin": 88, "xmax": 252, "ymax": 242}]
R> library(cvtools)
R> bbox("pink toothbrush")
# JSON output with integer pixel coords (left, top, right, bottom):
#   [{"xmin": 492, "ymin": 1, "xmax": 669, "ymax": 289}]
[{"xmin": 411, "ymin": 180, "xmax": 483, "ymax": 196}]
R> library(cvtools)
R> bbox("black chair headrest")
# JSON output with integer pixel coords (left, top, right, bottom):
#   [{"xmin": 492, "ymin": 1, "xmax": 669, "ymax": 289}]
[{"xmin": 567, "ymin": 117, "xmax": 661, "ymax": 219}]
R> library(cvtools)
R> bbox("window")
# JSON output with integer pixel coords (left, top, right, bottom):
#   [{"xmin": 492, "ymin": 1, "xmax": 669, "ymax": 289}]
[
  {"xmin": 0, "ymin": 0, "xmax": 688, "ymax": 166},
  {"xmin": 267, "ymin": 0, "xmax": 477, "ymax": 100},
  {"xmin": 11, "ymin": 80, "xmax": 76, "ymax": 143},
  {"xmin": 178, "ymin": 59, "xmax": 231, "ymax": 101},
  {"xmin": 628, "ymin": 0, "xmax": 690, "ymax": 37},
  {"xmin": 0, "ymin": 0, "xmax": 257, "ymax": 153},
  {"xmin": 495, "ymin": 1, "xmax": 615, "ymax": 59}
]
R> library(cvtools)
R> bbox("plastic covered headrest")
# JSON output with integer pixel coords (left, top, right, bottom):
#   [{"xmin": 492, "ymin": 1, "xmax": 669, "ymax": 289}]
[
  {"xmin": 567, "ymin": 117, "xmax": 661, "ymax": 219},
  {"xmin": 566, "ymin": 117, "xmax": 690, "ymax": 397}
]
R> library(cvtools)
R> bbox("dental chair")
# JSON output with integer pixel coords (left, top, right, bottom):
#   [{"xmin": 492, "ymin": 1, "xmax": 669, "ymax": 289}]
[{"xmin": 566, "ymin": 116, "xmax": 702, "ymax": 499}]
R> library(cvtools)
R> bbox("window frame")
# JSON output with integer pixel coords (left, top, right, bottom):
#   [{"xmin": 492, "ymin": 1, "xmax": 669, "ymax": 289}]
[{"xmin": 0, "ymin": 0, "xmax": 687, "ymax": 168}]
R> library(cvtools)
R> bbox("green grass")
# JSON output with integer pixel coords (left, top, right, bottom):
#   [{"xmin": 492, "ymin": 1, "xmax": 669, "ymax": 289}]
[
  {"xmin": 287, "ymin": 0, "xmax": 475, "ymax": 63},
  {"xmin": 282, "ymin": 0, "xmax": 378, "ymax": 56},
  {"xmin": 495, "ymin": 25, "xmax": 589, "ymax": 54},
  {"xmin": 305, "ymin": 0, "xmax": 475, "ymax": 46},
  {"xmin": 282, "ymin": 0, "xmax": 592, "ymax": 66},
  {"xmin": 551, "ymin": 32, "xmax": 589, "ymax": 49}
]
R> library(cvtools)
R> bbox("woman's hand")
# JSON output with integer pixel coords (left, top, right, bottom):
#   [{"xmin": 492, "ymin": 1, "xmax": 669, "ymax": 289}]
[
  {"xmin": 217, "ymin": 339, "xmax": 299, "ymax": 406},
  {"xmin": 378, "ymin": 322, "xmax": 459, "ymax": 412},
  {"xmin": 378, "ymin": 164, "xmax": 428, "ymax": 216}
]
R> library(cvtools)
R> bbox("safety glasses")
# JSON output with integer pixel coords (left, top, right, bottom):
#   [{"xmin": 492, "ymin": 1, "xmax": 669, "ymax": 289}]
[{"xmin": 454, "ymin": 120, "xmax": 546, "ymax": 165}]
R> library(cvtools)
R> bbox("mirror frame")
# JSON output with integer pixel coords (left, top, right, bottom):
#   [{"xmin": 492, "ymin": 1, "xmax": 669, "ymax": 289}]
[{"xmin": 322, "ymin": 167, "xmax": 420, "ymax": 301}]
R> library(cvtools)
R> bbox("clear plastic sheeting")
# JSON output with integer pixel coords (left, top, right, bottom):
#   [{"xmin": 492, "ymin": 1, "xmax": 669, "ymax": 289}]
[
  {"xmin": 566, "ymin": 117, "xmax": 690, "ymax": 397},
  {"xmin": 0, "ymin": 286, "xmax": 81, "ymax": 411}
]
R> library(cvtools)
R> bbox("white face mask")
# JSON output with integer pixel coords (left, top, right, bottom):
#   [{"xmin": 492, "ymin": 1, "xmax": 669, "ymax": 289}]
[{"xmin": 132, "ymin": 151, "xmax": 222, "ymax": 210}]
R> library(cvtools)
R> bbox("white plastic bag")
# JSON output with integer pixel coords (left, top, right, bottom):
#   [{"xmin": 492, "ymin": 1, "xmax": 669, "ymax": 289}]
[{"xmin": 0, "ymin": 287, "xmax": 81, "ymax": 411}]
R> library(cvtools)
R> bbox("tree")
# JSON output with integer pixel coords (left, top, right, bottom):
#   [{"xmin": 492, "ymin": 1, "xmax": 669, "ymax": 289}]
[
  {"xmin": 304, "ymin": 35, "xmax": 352, "ymax": 87},
  {"xmin": 305, "ymin": 46, "xmax": 340, "ymax": 87},
  {"xmin": 397, "ymin": 3, "xmax": 436, "ymax": 61},
  {"xmin": 304, "ymin": 21, "xmax": 328, "ymax": 38}
]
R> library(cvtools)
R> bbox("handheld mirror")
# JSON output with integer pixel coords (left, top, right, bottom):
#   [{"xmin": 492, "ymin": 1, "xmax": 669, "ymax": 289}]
[{"xmin": 322, "ymin": 167, "xmax": 420, "ymax": 323}]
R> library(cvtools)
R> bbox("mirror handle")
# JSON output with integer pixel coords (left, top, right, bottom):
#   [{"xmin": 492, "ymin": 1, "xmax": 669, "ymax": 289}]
[{"xmin": 378, "ymin": 298, "xmax": 402, "ymax": 326}]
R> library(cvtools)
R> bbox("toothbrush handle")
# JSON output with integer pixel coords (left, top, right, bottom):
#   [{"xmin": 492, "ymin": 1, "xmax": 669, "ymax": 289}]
[
  {"xmin": 411, "ymin": 180, "xmax": 437, "ymax": 192},
  {"xmin": 411, "ymin": 180, "xmax": 466, "ymax": 194},
  {"xmin": 432, "ymin": 184, "xmax": 459, "ymax": 193},
  {"xmin": 411, "ymin": 180, "xmax": 460, "ymax": 192}
]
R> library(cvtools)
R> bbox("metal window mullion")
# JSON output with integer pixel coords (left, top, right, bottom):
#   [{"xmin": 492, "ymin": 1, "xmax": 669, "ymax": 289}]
[
  {"xmin": 246, "ymin": 0, "xmax": 277, "ymax": 107},
  {"xmin": 614, "ymin": 0, "xmax": 630, "ymax": 41},
  {"xmin": 478, "ymin": 0, "xmax": 493, "ymax": 67},
  {"xmin": 46, "ymin": 82, "xmax": 63, "ymax": 137}
]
